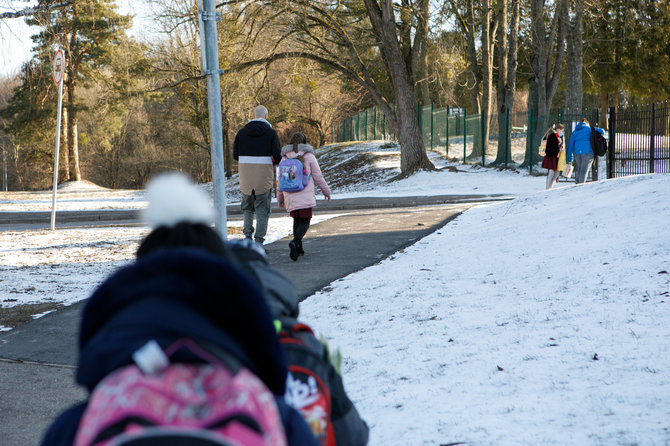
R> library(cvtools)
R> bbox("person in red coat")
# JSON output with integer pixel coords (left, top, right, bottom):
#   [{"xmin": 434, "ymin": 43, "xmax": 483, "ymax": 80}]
[{"xmin": 541, "ymin": 123, "xmax": 565, "ymax": 190}]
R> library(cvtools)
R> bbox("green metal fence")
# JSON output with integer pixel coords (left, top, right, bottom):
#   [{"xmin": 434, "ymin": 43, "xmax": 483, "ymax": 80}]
[
  {"xmin": 331, "ymin": 101, "xmax": 670, "ymax": 178},
  {"xmin": 332, "ymin": 103, "xmax": 607, "ymax": 173}
]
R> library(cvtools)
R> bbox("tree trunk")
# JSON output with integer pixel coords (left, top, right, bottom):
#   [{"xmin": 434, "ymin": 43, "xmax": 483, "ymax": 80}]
[
  {"xmin": 66, "ymin": 83, "xmax": 81, "ymax": 182},
  {"xmin": 464, "ymin": 0, "xmax": 480, "ymax": 117},
  {"xmin": 476, "ymin": 0, "xmax": 494, "ymax": 160},
  {"xmin": 495, "ymin": 0, "xmax": 508, "ymax": 165},
  {"xmin": 223, "ymin": 111, "xmax": 233, "ymax": 178},
  {"xmin": 363, "ymin": 0, "xmax": 434, "ymax": 174},
  {"xmin": 412, "ymin": 0, "xmax": 431, "ymax": 105},
  {"xmin": 564, "ymin": 0, "xmax": 584, "ymax": 113},
  {"xmin": 599, "ymin": 90, "xmax": 609, "ymax": 129},
  {"xmin": 61, "ymin": 104, "xmax": 70, "ymax": 181},
  {"xmin": 525, "ymin": 0, "xmax": 568, "ymax": 166},
  {"xmin": 494, "ymin": 0, "xmax": 520, "ymax": 165}
]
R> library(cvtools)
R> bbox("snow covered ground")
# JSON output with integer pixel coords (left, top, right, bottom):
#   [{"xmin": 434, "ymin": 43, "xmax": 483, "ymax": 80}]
[{"xmin": 1, "ymin": 142, "xmax": 669, "ymax": 444}]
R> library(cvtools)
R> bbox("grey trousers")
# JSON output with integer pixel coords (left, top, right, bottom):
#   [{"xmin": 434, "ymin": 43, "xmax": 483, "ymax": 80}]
[
  {"xmin": 240, "ymin": 189, "xmax": 272, "ymax": 243},
  {"xmin": 574, "ymin": 153, "xmax": 594, "ymax": 184}
]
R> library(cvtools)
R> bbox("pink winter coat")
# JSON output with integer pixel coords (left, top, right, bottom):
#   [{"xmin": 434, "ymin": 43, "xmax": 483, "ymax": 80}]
[{"xmin": 277, "ymin": 144, "xmax": 331, "ymax": 212}]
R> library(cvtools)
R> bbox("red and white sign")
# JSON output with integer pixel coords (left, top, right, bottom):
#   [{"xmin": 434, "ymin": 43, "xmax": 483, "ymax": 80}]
[{"xmin": 52, "ymin": 49, "xmax": 65, "ymax": 85}]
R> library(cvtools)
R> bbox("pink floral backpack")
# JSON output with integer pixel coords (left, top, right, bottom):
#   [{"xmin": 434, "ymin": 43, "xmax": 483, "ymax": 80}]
[{"xmin": 74, "ymin": 339, "xmax": 287, "ymax": 446}]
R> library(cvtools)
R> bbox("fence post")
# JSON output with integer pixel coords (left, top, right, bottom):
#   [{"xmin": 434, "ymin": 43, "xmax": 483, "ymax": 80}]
[
  {"xmin": 463, "ymin": 109, "xmax": 467, "ymax": 163},
  {"xmin": 417, "ymin": 102, "xmax": 421, "ymax": 144},
  {"xmin": 505, "ymin": 108, "xmax": 510, "ymax": 166},
  {"xmin": 528, "ymin": 109, "xmax": 534, "ymax": 173},
  {"xmin": 430, "ymin": 102, "xmax": 434, "ymax": 150},
  {"xmin": 356, "ymin": 112, "xmax": 360, "ymax": 141},
  {"xmin": 367, "ymin": 108, "xmax": 370, "ymax": 140},
  {"xmin": 373, "ymin": 107, "xmax": 377, "ymax": 140},
  {"xmin": 650, "ymin": 102, "xmax": 656, "ymax": 173},
  {"xmin": 481, "ymin": 112, "xmax": 486, "ymax": 166},
  {"xmin": 608, "ymin": 106, "xmax": 616, "ymax": 179},
  {"xmin": 445, "ymin": 105, "xmax": 450, "ymax": 157}
]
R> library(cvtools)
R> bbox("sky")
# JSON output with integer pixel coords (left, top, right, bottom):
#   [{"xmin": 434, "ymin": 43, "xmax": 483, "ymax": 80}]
[
  {"xmin": 1, "ymin": 141, "xmax": 669, "ymax": 444},
  {"xmin": 0, "ymin": 0, "xmax": 156, "ymax": 77}
]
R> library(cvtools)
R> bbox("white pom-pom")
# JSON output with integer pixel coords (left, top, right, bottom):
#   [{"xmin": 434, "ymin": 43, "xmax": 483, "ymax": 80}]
[{"xmin": 141, "ymin": 172, "xmax": 215, "ymax": 228}]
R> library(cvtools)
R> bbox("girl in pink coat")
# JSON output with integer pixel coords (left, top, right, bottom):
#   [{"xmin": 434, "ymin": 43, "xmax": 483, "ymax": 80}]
[{"xmin": 277, "ymin": 133, "xmax": 331, "ymax": 261}]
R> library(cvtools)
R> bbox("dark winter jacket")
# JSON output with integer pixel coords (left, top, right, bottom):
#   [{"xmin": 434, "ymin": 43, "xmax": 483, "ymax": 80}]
[
  {"xmin": 544, "ymin": 132, "xmax": 562, "ymax": 158},
  {"xmin": 40, "ymin": 248, "xmax": 318, "ymax": 446},
  {"xmin": 233, "ymin": 119, "xmax": 282, "ymax": 196},
  {"xmin": 567, "ymin": 121, "xmax": 605, "ymax": 162},
  {"xmin": 229, "ymin": 242, "xmax": 370, "ymax": 446}
]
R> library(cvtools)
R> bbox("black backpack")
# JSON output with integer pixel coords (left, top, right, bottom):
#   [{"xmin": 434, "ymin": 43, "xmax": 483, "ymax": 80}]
[
  {"xmin": 590, "ymin": 126, "xmax": 608, "ymax": 156},
  {"xmin": 279, "ymin": 322, "xmax": 337, "ymax": 446}
]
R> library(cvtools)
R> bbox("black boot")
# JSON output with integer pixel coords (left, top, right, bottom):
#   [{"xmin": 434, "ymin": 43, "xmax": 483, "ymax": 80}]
[
  {"xmin": 297, "ymin": 241, "xmax": 304, "ymax": 256},
  {"xmin": 289, "ymin": 241, "xmax": 298, "ymax": 261}
]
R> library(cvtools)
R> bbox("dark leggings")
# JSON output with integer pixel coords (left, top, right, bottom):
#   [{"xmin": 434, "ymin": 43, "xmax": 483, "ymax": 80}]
[{"xmin": 292, "ymin": 217, "xmax": 311, "ymax": 244}]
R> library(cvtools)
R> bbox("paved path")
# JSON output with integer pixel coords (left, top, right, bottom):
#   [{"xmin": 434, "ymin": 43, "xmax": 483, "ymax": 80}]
[
  {"xmin": 0, "ymin": 194, "xmax": 511, "ymax": 230},
  {"xmin": 0, "ymin": 197, "xmax": 488, "ymax": 445}
]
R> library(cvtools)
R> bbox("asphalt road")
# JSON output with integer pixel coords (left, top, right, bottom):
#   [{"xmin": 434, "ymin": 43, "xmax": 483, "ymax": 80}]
[{"xmin": 0, "ymin": 194, "xmax": 512, "ymax": 230}]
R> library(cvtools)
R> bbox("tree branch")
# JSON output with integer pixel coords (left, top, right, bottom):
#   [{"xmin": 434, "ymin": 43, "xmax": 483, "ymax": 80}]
[{"xmin": 0, "ymin": 1, "xmax": 74, "ymax": 19}]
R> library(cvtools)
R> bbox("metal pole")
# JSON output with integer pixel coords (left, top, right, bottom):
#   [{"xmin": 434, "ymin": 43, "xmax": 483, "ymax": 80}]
[
  {"xmin": 373, "ymin": 106, "xmax": 377, "ymax": 140},
  {"xmin": 608, "ymin": 106, "xmax": 615, "ymax": 179},
  {"xmin": 445, "ymin": 105, "xmax": 450, "ymax": 156},
  {"xmin": 650, "ymin": 103, "xmax": 656, "ymax": 174},
  {"xmin": 358, "ymin": 111, "xmax": 362, "ymax": 141},
  {"xmin": 463, "ymin": 109, "xmax": 467, "ymax": 163},
  {"xmin": 430, "ymin": 102, "xmax": 434, "ymax": 150},
  {"xmin": 505, "ymin": 108, "xmax": 510, "ymax": 166},
  {"xmin": 50, "ymin": 78, "xmax": 64, "ymax": 231},
  {"xmin": 481, "ymin": 111, "xmax": 485, "ymax": 166},
  {"xmin": 2, "ymin": 140, "xmax": 7, "ymax": 192},
  {"xmin": 529, "ymin": 109, "xmax": 534, "ymax": 173},
  {"xmin": 200, "ymin": 0, "xmax": 227, "ymax": 238},
  {"xmin": 364, "ymin": 108, "xmax": 368, "ymax": 140}
]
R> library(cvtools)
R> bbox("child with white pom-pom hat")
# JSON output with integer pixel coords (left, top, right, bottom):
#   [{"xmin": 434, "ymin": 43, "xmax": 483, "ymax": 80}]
[{"xmin": 40, "ymin": 172, "xmax": 318, "ymax": 446}]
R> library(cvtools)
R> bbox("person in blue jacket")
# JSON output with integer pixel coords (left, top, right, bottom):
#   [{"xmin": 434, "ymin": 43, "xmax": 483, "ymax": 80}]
[
  {"xmin": 566, "ymin": 118, "xmax": 606, "ymax": 184},
  {"xmin": 40, "ymin": 173, "xmax": 318, "ymax": 446}
]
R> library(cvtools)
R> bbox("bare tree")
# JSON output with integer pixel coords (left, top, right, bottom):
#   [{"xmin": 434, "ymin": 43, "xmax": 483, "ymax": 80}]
[
  {"xmin": 564, "ymin": 0, "xmax": 584, "ymax": 113},
  {"xmin": 525, "ymin": 0, "xmax": 569, "ymax": 165},
  {"xmin": 493, "ymin": 0, "xmax": 520, "ymax": 165},
  {"xmin": 224, "ymin": 0, "xmax": 435, "ymax": 176}
]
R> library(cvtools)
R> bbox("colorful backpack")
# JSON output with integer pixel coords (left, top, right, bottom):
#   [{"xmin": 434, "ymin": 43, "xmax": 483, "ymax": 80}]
[
  {"xmin": 278, "ymin": 156, "xmax": 310, "ymax": 192},
  {"xmin": 279, "ymin": 323, "xmax": 336, "ymax": 446},
  {"xmin": 74, "ymin": 339, "xmax": 287, "ymax": 446}
]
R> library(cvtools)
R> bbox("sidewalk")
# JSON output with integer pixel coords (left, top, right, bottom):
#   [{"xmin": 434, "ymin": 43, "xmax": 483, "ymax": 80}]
[{"xmin": 0, "ymin": 199, "xmax": 476, "ymax": 445}]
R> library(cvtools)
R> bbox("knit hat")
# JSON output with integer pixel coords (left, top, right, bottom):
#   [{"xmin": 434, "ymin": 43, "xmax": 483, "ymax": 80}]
[{"xmin": 136, "ymin": 172, "xmax": 225, "ymax": 257}]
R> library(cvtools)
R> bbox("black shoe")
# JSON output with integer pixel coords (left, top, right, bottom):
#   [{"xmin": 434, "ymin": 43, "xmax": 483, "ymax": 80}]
[
  {"xmin": 289, "ymin": 241, "xmax": 298, "ymax": 261},
  {"xmin": 297, "ymin": 241, "xmax": 305, "ymax": 256}
]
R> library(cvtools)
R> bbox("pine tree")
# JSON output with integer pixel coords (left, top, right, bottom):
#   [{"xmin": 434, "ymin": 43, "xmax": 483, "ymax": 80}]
[{"xmin": 22, "ymin": 0, "xmax": 131, "ymax": 181}]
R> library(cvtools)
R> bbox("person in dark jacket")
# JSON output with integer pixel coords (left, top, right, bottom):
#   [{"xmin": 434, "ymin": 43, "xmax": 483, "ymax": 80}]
[
  {"xmin": 228, "ymin": 238, "xmax": 370, "ymax": 446},
  {"xmin": 233, "ymin": 105, "xmax": 282, "ymax": 244},
  {"xmin": 566, "ymin": 118, "xmax": 605, "ymax": 184},
  {"xmin": 40, "ymin": 173, "xmax": 318, "ymax": 446},
  {"xmin": 541, "ymin": 123, "xmax": 564, "ymax": 190}
]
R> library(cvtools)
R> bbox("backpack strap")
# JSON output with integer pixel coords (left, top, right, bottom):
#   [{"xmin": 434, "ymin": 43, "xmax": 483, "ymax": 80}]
[{"xmin": 277, "ymin": 320, "xmax": 315, "ymax": 346}]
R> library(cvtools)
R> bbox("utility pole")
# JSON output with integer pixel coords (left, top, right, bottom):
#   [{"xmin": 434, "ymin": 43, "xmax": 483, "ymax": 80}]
[
  {"xmin": 2, "ymin": 138, "xmax": 7, "ymax": 192},
  {"xmin": 199, "ymin": 0, "xmax": 227, "ymax": 238}
]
